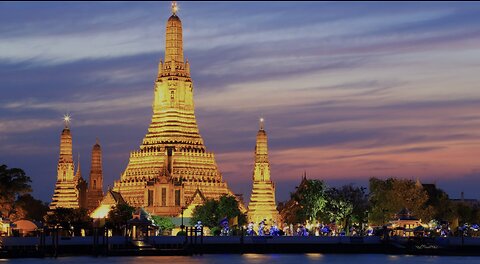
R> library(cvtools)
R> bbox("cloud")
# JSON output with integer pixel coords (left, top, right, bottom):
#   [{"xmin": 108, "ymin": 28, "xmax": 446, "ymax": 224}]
[{"xmin": 2, "ymin": 2, "xmax": 480, "ymax": 203}]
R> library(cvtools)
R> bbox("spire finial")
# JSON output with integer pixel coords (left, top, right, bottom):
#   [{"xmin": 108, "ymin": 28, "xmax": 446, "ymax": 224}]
[
  {"xmin": 259, "ymin": 117, "xmax": 264, "ymax": 130},
  {"xmin": 96, "ymin": 137, "xmax": 99, "ymax": 145},
  {"xmin": 63, "ymin": 113, "xmax": 71, "ymax": 128},
  {"xmin": 172, "ymin": 1, "xmax": 178, "ymax": 15},
  {"xmin": 76, "ymin": 153, "xmax": 81, "ymax": 178}
]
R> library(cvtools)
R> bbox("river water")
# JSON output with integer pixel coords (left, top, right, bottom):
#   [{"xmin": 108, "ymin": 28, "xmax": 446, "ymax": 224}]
[{"xmin": 3, "ymin": 254, "xmax": 480, "ymax": 264}]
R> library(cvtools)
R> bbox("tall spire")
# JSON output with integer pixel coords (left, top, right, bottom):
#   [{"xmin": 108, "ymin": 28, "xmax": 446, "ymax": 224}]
[
  {"xmin": 89, "ymin": 139, "xmax": 103, "ymax": 190},
  {"xmin": 59, "ymin": 117, "xmax": 73, "ymax": 164},
  {"xmin": 51, "ymin": 118, "xmax": 86, "ymax": 210},
  {"xmin": 113, "ymin": 2, "xmax": 239, "ymax": 215},
  {"xmin": 87, "ymin": 139, "xmax": 104, "ymax": 211},
  {"xmin": 75, "ymin": 154, "xmax": 81, "ymax": 179},
  {"xmin": 171, "ymin": 1, "xmax": 178, "ymax": 15},
  {"xmin": 248, "ymin": 119, "xmax": 279, "ymax": 224},
  {"xmin": 254, "ymin": 119, "xmax": 269, "ymax": 181},
  {"xmin": 165, "ymin": 1, "xmax": 184, "ymax": 64}
]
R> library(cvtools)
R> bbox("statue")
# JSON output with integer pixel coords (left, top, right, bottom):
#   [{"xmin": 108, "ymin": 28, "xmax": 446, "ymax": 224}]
[{"xmin": 194, "ymin": 220, "xmax": 203, "ymax": 236}]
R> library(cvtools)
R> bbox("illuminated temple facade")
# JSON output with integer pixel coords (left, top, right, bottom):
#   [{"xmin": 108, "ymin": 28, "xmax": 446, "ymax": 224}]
[
  {"xmin": 50, "ymin": 120, "xmax": 87, "ymax": 210},
  {"xmin": 112, "ymin": 3, "xmax": 235, "ymax": 216},
  {"xmin": 247, "ymin": 119, "xmax": 280, "ymax": 224}
]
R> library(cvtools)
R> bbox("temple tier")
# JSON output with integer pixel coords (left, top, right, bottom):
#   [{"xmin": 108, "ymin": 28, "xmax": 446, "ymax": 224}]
[
  {"xmin": 247, "ymin": 120, "xmax": 280, "ymax": 224},
  {"xmin": 112, "ymin": 7, "xmax": 236, "ymax": 216}
]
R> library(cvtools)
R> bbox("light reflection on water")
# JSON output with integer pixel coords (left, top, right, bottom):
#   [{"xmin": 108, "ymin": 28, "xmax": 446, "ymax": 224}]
[{"xmin": 3, "ymin": 255, "xmax": 480, "ymax": 264}]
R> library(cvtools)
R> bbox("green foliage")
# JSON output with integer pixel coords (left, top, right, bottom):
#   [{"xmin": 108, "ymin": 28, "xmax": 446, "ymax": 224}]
[
  {"xmin": 15, "ymin": 194, "xmax": 49, "ymax": 221},
  {"xmin": 323, "ymin": 188, "xmax": 354, "ymax": 225},
  {"xmin": 176, "ymin": 230, "xmax": 186, "ymax": 236},
  {"xmin": 0, "ymin": 165, "xmax": 33, "ymax": 219},
  {"xmin": 455, "ymin": 202, "xmax": 480, "ymax": 225},
  {"xmin": 423, "ymin": 186, "xmax": 455, "ymax": 222},
  {"xmin": 210, "ymin": 226, "xmax": 221, "ymax": 236},
  {"xmin": 323, "ymin": 185, "xmax": 369, "ymax": 228},
  {"xmin": 368, "ymin": 177, "xmax": 429, "ymax": 225},
  {"xmin": 152, "ymin": 215, "xmax": 175, "ymax": 231},
  {"xmin": 106, "ymin": 203, "xmax": 135, "ymax": 231},
  {"xmin": 45, "ymin": 207, "xmax": 92, "ymax": 235},
  {"xmin": 190, "ymin": 195, "xmax": 246, "ymax": 228},
  {"xmin": 292, "ymin": 179, "xmax": 328, "ymax": 222}
]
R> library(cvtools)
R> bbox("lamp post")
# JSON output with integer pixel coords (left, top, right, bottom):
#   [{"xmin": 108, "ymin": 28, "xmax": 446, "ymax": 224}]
[{"xmin": 180, "ymin": 206, "xmax": 187, "ymax": 231}]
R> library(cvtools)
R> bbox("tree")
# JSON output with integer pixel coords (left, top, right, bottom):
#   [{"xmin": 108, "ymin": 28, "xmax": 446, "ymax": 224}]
[
  {"xmin": 293, "ymin": 179, "xmax": 328, "ymax": 222},
  {"xmin": 368, "ymin": 177, "xmax": 429, "ymax": 225},
  {"xmin": 45, "ymin": 207, "xmax": 92, "ymax": 236},
  {"xmin": 106, "ymin": 203, "xmax": 135, "ymax": 232},
  {"xmin": 0, "ymin": 165, "xmax": 32, "ymax": 219},
  {"xmin": 323, "ymin": 185, "xmax": 368, "ymax": 230},
  {"xmin": 152, "ymin": 216, "xmax": 175, "ymax": 233},
  {"xmin": 190, "ymin": 195, "xmax": 246, "ymax": 229},
  {"xmin": 15, "ymin": 194, "xmax": 49, "ymax": 221},
  {"xmin": 422, "ymin": 185, "xmax": 455, "ymax": 222}
]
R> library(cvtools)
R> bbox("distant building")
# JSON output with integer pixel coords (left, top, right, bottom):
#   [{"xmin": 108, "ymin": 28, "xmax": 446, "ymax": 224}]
[
  {"xmin": 0, "ymin": 218, "xmax": 12, "ymax": 237},
  {"xmin": 49, "ymin": 117, "xmax": 87, "ymax": 210},
  {"xmin": 247, "ymin": 119, "xmax": 280, "ymax": 224},
  {"xmin": 450, "ymin": 191, "xmax": 480, "ymax": 208},
  {"xmin": 278, "ymin": 173, "xmax": 309, "ymax": 224},
  {"xmin": 49, "ymin": 117, "xmax": 104, "ymax": 212},
  {"xmin": 389, "ymin": 208, "xmax": 424, "ymax": 237},
  {"xmin": 90, "ymin": 189, "xmax": 126, "ymax": 219},
  {"xmin": 86, "ymin": 139, "xmax": 104, "ymax": 211}
]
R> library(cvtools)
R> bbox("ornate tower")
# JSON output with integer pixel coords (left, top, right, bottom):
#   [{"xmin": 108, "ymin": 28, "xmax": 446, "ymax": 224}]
[
  {"xmin": 113, "ymin": 2, "xmax": 233, "ymax": 216},
  {"xmin": 86, "ymin": 139, "xmax": 104, "ymax": 211},
  {"xmin": 248, "ymin": 118, "xmax": 280, "ymax": 224},
  {"xmin": 50, "ymin": 115, "xmax": 87, "ymax": 210}
]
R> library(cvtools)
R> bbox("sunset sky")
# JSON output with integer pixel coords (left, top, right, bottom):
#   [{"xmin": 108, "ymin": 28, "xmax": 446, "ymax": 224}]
[{"xmin": 1, "ymin": 1, "xmax": 480, "ymax": 203}]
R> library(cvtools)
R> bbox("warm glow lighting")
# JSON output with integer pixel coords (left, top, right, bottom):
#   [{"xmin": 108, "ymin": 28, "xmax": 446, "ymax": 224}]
[
  {"xmin": 172, "ymin": 1, "xmax": 178, "ymax": 15},
  {"xmin": 63, "ymin": 113, "xmax": 71, "ymax": 126},
  {"xmin": 90, "ymin": 204, "xmax": 111, "ymax": 219}
]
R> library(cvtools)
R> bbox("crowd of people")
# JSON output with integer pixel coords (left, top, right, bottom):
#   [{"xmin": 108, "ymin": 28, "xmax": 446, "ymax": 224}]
[{"xmin": 192, "ymin": 218, "xmax": 480, "ymax": 238}]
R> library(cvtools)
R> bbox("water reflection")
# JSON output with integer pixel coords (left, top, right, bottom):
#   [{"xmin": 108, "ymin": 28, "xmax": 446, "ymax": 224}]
[{"xmin": 4, "ymin": 255, "xmax": 480, "ymax": 264}]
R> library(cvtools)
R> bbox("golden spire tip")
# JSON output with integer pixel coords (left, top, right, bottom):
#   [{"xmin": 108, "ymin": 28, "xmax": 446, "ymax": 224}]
[
  {"xmin": 172, "ymin": 1, "xmax": 178, "ymax": 15},
  {"xmin": 63, "ymin": 113, "xmax": 71, "ymax": 128}
]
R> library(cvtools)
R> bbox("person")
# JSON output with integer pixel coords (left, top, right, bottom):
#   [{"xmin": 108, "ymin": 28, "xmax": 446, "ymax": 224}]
[
  {"xmin": 350, "ymin": 226, "xmax": 357, "ymax": 236},
  {"xmin": 283, "ymin": 225, "xmax": 290, "ymax": 236},
  {"xmin": 247, "ymin": 222, "xmax": 255, "ymax": 236},
  {"xmin": 258, "ymin": 219, "xmax": 266, "ymax": 236},
  {"xmin": 315, "ymin": 223, "xmax": 320, "ymax": 236},
  {"xmin": 366, "ymin": 226, "xmax": 374, "ymax": 236},
  {"xmin": 270, "ymin": 222, "xmax": 280, "ymax": 236},
  {"xmin": 220, "ymin": 217, "xmax": 230, "ymax": 236},
  {"xmin": 194, "ymin": 220, "xmax": 203, "ymax": 236},
  {"xmin": 321, "ymin": 225, "xmax": 330, "ymax": 236},
  {"xmin": 298, "ymin": 225, "xmax": 308, "ymax": 236}
]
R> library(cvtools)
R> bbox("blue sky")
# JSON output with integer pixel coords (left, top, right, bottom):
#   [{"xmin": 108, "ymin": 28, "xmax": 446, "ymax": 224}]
[{"xmin": 1, "ymin": 1, "xmax": 480, "ymax": 203}]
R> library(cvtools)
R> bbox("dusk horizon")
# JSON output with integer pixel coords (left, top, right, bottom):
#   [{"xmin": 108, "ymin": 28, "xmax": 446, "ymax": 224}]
[{"xmin": 1, "ymin": 1, "xmax": 480, "ymax": 205}]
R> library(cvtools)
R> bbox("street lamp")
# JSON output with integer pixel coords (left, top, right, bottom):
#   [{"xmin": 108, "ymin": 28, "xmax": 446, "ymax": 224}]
[{"xmin": 180, "ymin": 206, "xmax": 187, "ymax": 231}]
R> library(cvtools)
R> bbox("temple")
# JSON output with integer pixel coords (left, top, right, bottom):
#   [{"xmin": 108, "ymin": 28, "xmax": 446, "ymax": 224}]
[
  {"xmin": 247, "ymin": 118, "xmax": 280, "ymax": 224},
  {"xmin": 86, "ymin": 139, "xmax": 104, "ymax": 211},
  {"xmin": 50, "ymin": 115, "xmax": 87, "ymax": 210},
  {"xmin": 112, "ymin": 1, "xmax": 236, "ymax": 216}
]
